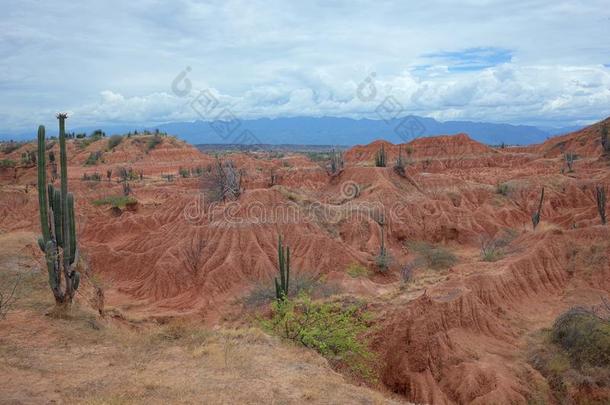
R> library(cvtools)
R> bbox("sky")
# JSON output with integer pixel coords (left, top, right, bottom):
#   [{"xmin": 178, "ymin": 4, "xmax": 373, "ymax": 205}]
[{"xmin": 1, "ymin": 0, "xmax": 609, "ymax": 136}]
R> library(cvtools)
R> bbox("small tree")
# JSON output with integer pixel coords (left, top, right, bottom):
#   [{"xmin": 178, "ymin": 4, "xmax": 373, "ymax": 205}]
[
  {"xmin": 595, "ymin": 185, "xmax": 607, "ymax": 225},
  {"xmin": 183, "ymin": 230, "xmax": 206, "ymax": 276},
  {"xmin": 531, "ymin": 187, "xmax": 545, "ymax": 230},
  {"xmin": 0, "ymin": 274, "xmax": 20, "ymax": 320},
  {"xmin": 207, "ymin": 157, "xmax": 243, "ymax": 201}
]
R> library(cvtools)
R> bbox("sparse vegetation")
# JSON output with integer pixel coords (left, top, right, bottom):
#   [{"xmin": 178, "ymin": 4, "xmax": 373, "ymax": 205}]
[
  {"xmin": 529, "ymin": 305, "xmax": 610, "ymax": 403},
  {"xmin": 0, "ymin": 159, "xmax": 16, "ymax": 168},
  {"xmin": 117, "ymin": 166, "xmax": 138, "ymax": 182},
  {"xmin": 82, "ymin": 172, "xmax": 102, "ymax": 182},
  {"xmin": 400, "ymin": 261, "xmax": 416, "ymax": 285},
  {"xmin": 84, "ymin": 150, "xmax": 103, "ymax": 166},
  {"xmin": 92, "ymin": 195, "xmax": 137, "ymax": 209},
  {"xmin": 179, "ymin": 167, "xmax": 190, "ymax": 178},
  {"xmin": 479, "ymin": 229, "xmax": 518, "ymax": 262},
  {"xmin": 407, "ymin": 241, "xmax": 457, "ymax": 270},
  {"xmin": 346, "ymin": 263, "xmax": 369, "ymax": 278},
  {"xmin": 20, "ymin": 150, "xmax": 36, "ymax": 166},
  {"xmin": 496, "ymin": 182, "xmax": 510, "ymax": 196},
  {"xmin": 0, "ymin": 273, "xmax": 20, "ymax": 320},
  {"xmin": 261, "ymin": 294, "xmax": 376, "ymax": 380},
  {"xmin": 146, "ymin": 135, "xmax": 163, "ymax": 152},
  {"xmin": 0, "ymin": 141, "xmax": 24, "ymax": 154}
]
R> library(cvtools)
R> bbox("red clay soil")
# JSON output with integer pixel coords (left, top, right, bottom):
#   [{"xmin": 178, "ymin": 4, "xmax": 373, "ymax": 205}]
[{"xmin": 1, "ymin": 122, "xmax": 609, "ymax": 404}]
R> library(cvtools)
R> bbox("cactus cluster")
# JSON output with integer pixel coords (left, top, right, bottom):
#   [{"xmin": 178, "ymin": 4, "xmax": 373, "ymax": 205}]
[
  {"xmin": 37, "ymin": 114, "xmax": 80, "ymax": 306},
  {"xmin": 274, "ymin": 236, "xmax": 290, "ymax": 301},
  {"xmin": 374, "ymin": 144, "xmax": 387, "ymax": 167}
]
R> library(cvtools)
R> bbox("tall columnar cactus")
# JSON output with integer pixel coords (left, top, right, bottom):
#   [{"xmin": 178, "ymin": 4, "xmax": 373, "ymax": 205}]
[
  {"xmin": 329, "ymin": 147, "xmax": 344, "ymax": 175},
  {"xmin": 274, "ymin": 236, "xmax": 290, "ymax": 301},
  {"xmin": 37, "ymin": 114, "xmax": 80, "ymax": 307},
  {"xmin": 596, "ymin": 185, "xmax": 607, "ymax": 225},
  {"xmin": 531, "ymin": 187, "xmax": 545, "ymax": 230},
  {"xmin": 375, "ymin": 144, "xmax": 387, "ymax": 167},
  {"xmin": 394, "ymin": 145, "xmax": 406, "ymax": 176}
]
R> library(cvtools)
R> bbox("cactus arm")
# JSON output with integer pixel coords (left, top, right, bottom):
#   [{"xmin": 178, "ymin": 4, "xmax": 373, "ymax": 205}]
[
  {"xmin": 37, "ymin": 126, "xmax": 50, "ymax": 247},
  {"xmin": 52, "ymin": 188, "xmax": 63, "ymax": 246},
  {"xmin": 67, "ymin": 192, "xmax": 76, "ymax": 265},
  {"xmin": 45, "ymin": 240, "xmax": 62, "ymax": 298},
  {"xmin": 285, "ymin": 245, "xmax": 290, "ymax": 294}
]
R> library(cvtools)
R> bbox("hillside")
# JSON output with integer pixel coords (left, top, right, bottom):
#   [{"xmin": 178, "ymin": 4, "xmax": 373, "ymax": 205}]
[{"xmin": 1, "ymin": 119, "xmax": 609, "ymax": 404}]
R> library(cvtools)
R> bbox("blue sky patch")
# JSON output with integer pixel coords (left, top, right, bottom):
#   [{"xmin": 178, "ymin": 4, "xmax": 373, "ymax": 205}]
[{"xmin": 424, "ymin": 47, "xmax": 513, "ymax": 72}]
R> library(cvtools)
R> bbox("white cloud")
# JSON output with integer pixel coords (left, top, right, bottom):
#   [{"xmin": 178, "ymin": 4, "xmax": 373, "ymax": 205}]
[{"xmin": 1, "ymin": 0, "xmax": 609, "ymax": 134}]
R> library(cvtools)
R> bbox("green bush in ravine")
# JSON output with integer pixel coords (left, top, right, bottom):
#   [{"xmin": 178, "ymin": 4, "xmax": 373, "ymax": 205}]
[{"xmin": 261, "ymin": 294, "xmax": 376, "ymax": 381}]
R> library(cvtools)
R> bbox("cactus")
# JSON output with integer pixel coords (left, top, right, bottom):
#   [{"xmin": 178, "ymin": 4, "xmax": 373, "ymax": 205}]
[
  {"xmin": 564, "ymin": 152, "xmax": 575, "ymax": 173},
  {"xmin": 374, "ymin": 144, "xmax": 387, "ymax": 167},
  {"xmin": 329, "ymin": 147, "xmax": 344, "ymax": 175},
  {"xmin": 394, "ymin": 145, "xmax": 406, "ymax": 176},
  {"xmin": 531, "ymin": 187, "xmax": 545, "ymax": 230},
  {"xmin": 274, "ymin": 236, "xmax": 290, "ymax": 301},
  {"xmin": 596, "ymin": 185, "xmax": 606, "ymax": 225},
  {"xmin": 37, "ymin": 114, "xmax": 80, "ymax": 307}
]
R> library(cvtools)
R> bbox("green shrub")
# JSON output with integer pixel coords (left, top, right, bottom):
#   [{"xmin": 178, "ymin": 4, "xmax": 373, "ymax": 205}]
[
  {"xmin": 92, "ymin": 195, "xmax": 137, "ymax": 209},
  {"xmin": 551, "ymin": 308, "xmax": 610, "ymax": 368},
  {"xmin": 178, "ymin": 167, "xmax": 190, "ymax": 178},
  {"xmin": 84, "ymin": 151, "xmax": 103, "ymax": 166},
  {"xmin": 146, "ymin": 135, "xmax": 162, "ymax": 152},
  {"xmin": 0, "ymin": 159, "xmax": 16, "ymax": 168},
  {"xmin": 107, "ymin": 135, "xmax": 122, "ymax": 150},
  {"xmin": 261, "ymin": 294, "xmax": 375, "ymax": 380},
  {"xmin": 346, "ymin": 263, "xmax": 369, "ymax": 278},
  {"xmin": 408, "ymin": 241, "xmax": 457, "ymax": 270},
  {"xmin": 496, "ymin": 182, "xmax": 510, "ymax": 196}
]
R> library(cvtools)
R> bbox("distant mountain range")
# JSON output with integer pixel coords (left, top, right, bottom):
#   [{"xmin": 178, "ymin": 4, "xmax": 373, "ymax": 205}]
[{"xmin": 1, "ymin": 116, "xmax": 581, "ymax": 146}]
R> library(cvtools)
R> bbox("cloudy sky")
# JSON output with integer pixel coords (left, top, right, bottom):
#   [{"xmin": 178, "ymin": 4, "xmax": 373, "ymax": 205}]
[{"xmin": 1, "ymin": 0, "xmax": 609, "ymax": 135}]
